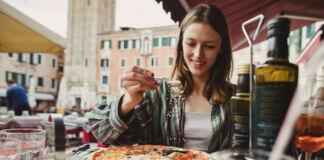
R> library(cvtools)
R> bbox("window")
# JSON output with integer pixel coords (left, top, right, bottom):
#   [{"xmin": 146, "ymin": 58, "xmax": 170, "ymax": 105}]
[
  {"xmin": 18, "ymin": 53, "xmax": 23, "ymax": 62},
  {"xmin": 151, "ymin": 57, "xmax": 158, "ymax": 67},
  {"xmin": 292, "ymin": 29, "xmax": 302, "ymax": 53},
  {"xmin": 132, "ymin": 39, "xmax": 136, "ymax": 49},
  {"xmin": 100, "ymin": 40, "xmax": 105, "ymax": 49},
  {"xmin": 5, "ymin": 71, "xmax": 10, "ymax": 82},
  {"xmin": 101, "ymin": 40, "xmax": 111, "ymax": 49},
  {"xmin": 6, "ymin": 72, "xmax": 25, "ymax": 87},
  {"xmin": 8, "ymin": 53, "xmax": 13, "ymax": 58},
  {"xmin": 101, "ymin": 59, "xmax": 109, "ymax": 68},
  {"xmin": 123, "ymin": 40, "xmax": 128, "ymax": 49},
  {"xmin": 162, "ymin": 37, "xmax": 170, "ymax": 47},
  {"xmin": 153, "ymin": 38, "xmax": 159, "ymax": 47},
  {"xmin": 52, "ymin": 58, "xmax": 56, "ymax": 68},
  {"xmin": 168, "ymin": 57, "xmax": 174, "ymax": 66},
  {"xmin": 136, "ymin": 58, "xmax": 141, "ymax": 66},
  {"xmin": 38, "ymin": 54, "xmax": 42, "ymax": 65},
  {"xmin": 37, "ymin": 77, "xmax": 43, "ymax": 87},
  {"xmin": 7, "ymin": 72, "xmax": 26, "ymax": 87},
  {"xmin": 306, "ymin": 24, "xmax": 314, "ymax": 38},
  {"xmin": 17, "ymin": 73, "xmax": 26, "ymax": 87},
  {"xmin": 59, "ymin": 66, "xmax": 64, "ymax": 72},
  {"xmin": 29, "ymin": 53, "xmax": 34, "ymax": 64},
  {"xmin": 51, "ymin": 79, "xmax": 55, "ymax": 89},
  {"xmin": 102, "ymin": 76, "xmax": 108, "ymax": 84},
  {"xmin": 102, "ymin": 96, "xmax": 107, "ymax": 104},
  {"xmin": 75, "ymin": 98, "xmax": 81, "ymax": 109},
  {"xmin": 118, "ymin": 40, "xmax": 121, "ymax": 49},
  {"xmin": 121, "ymin": 58, "xmax": 126, "ymax": 67}
]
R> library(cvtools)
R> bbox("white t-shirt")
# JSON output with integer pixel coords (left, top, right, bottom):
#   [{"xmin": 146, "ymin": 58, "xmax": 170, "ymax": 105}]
[{"xmin": 183, "ymin": 111, "xmax": 213, "ymax": 152}]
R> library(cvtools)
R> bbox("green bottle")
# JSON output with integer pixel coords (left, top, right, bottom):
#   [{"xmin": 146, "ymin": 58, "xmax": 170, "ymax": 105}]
[
  {"xmin": 230, "ymin": 64, "xmax": 252, "ymax": 148},
  {"xmin": 252, "ymin": 18, "xmax": 298, "ymax": 150}
]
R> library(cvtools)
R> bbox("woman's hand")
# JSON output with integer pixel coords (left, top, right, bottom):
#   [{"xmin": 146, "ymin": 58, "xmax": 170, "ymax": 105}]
[{"xmin": 119, "ymin": 66, "xmax": 159, "ymax": 115}]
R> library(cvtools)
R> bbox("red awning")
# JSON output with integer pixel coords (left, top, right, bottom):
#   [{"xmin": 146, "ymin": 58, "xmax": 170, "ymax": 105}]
[{"xmin": 156, "ymin": 0, "xmax": 324, "ymax": 51}]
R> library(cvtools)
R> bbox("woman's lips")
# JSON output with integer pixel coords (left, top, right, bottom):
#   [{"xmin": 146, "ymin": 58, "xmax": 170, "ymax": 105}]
[{"xmin": 191, "ymin": 60, "xmax": 205, "ymax": 69}]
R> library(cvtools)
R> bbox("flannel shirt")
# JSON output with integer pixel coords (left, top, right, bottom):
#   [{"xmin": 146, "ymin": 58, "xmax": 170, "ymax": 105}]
[{"xmin": 88, "ymin": 79, "xmax": 231, "ymax": 153}]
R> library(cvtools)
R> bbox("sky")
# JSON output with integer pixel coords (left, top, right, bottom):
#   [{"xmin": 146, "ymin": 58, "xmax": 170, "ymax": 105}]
[{"xmin": 3, "ymin": 0, "xmax": 176, "ymax": 38}]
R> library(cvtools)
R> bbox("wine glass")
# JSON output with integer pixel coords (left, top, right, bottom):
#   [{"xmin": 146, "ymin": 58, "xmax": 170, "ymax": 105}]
[
  {"xmin": 0, "ymin": 137, "xmax": 21, "ymax": 160},
  {"xmin": 0, "ymin": 129, "xmax": 46, "ymax": 160},
  {"xmin": 295, "ymin": 76, "xmax": 324, "ymax": 160}
]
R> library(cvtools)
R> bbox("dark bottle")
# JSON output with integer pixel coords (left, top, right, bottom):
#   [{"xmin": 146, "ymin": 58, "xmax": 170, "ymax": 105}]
[
  {"xmin": 252, "ymin": 18, "xmax": 298, "ymax": 151},
  {"xmin": 230, "ymin": 64, "xmax": 252, "ymax": 148}
]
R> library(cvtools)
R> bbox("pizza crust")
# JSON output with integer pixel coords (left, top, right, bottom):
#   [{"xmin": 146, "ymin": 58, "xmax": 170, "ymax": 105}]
[{"xmin": 89, "ymin": 145, "xmax": 212, "ymax": 160}]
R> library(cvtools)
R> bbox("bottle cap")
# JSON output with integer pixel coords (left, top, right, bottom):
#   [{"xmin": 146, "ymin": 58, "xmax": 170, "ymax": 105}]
[
  {"xmin": 267, "ymin": 18, "xmax": 290, "ymax": 38},
  {"xmin": 237, "ymin": 64, "xmax": 254, "ymax": 75}
]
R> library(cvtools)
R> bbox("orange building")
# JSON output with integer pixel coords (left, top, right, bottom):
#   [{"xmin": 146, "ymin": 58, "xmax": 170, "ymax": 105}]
[{"xmin": 97, "ymin": 25, "xmax": 179, "ymax": 103}]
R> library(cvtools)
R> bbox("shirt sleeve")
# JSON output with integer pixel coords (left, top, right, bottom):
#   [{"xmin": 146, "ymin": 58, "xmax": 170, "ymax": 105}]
[
  {"xmin": 88, "ymin": 95, "xmax": 134, "ymax": 144},
  {"xmin": 88, "ymin": 93, "xmax": 153, "ymax": 145}
]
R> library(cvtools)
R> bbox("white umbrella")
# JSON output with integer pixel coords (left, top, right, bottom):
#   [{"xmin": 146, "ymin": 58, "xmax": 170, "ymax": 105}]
[
  {"xmin": 28, "ymin": 76, "xmax": 36, "ymax": 108},
  {"xmin": 56, "ymin": 76, "xmax": 67, "ymax": 109}
]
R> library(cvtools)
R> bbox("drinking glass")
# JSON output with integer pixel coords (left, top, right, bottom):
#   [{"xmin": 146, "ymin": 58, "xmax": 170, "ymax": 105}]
[
  {"xmin": 211, "ymin": 149, "xmax": 294, "ymax": 160},
  {"xmin": 294, "ymin": 77, "xmax": 324, "ymax": 160},
  {"xmin": 0, "ymin": 137, "xmax": 21, "ymax": 160},
  {"xmin": 0, "ymin": 129, "xmax": 46, "ymax": 160}
]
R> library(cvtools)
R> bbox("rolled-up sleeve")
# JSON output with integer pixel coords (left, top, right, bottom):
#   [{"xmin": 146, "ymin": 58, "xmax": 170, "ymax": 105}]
[{"xmin": 88, "ymin": 95, "xmax": 135, "ymax": 144}]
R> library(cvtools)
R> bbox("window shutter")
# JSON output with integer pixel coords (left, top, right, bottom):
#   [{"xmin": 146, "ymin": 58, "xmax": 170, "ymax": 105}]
[{"xmin": 101, "ymin": 40, "xmax": 105, "ymax": 49}]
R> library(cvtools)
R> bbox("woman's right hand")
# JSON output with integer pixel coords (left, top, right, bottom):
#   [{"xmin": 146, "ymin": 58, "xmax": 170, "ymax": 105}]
[{"xmin": 119, "ymin": 66, "xmax": 159, "ymax": 115}]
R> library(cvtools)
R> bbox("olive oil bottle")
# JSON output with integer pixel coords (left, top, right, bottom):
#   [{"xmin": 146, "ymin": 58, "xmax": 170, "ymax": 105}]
[
  {"xmin": 252, "ymin": 18, "xmax": 298, "ymax": 150},
  {"xmin": 230, "ymin": 64, "xmax": 252, "ymax": 148}
]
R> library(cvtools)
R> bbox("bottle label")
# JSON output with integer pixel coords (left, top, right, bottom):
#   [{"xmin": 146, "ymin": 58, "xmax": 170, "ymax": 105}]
[
  {"xmin": 232, "ymin": 115, "xmax": 249, "ymax": 148},
  {"xmin": 252, "ymin": 84, "xmax": 295, "ymax": 150},
  {"xmin": 231, "ymin": 99, "xmax": 249, "ymax": 148}
]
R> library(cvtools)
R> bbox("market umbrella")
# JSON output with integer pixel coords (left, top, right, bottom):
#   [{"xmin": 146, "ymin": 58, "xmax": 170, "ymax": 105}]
[{"xmin": 0, "ymin": 0, "xmax": 65, "ymax": 53}]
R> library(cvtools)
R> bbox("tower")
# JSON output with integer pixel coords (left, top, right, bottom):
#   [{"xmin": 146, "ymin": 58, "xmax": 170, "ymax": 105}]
[{"xmin": 65, "ymin": 0, "xmax": 116, "ymax": 108}]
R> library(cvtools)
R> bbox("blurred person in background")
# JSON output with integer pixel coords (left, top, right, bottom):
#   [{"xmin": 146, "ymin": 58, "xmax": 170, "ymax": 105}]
[{"xmin": 6, "ymin": 80, "xmax": 31, "ymax": 115}]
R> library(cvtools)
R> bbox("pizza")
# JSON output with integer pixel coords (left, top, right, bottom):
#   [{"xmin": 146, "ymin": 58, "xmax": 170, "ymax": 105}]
[{"xmin": 90, "ymin": 145, "xmax": 212, "ymax": 160}]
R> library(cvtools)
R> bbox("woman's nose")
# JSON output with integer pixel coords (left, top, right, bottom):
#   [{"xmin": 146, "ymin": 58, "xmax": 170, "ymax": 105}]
[{"xmin": 193, "ymin": 45, "xmax": 203, "ymax": 58}]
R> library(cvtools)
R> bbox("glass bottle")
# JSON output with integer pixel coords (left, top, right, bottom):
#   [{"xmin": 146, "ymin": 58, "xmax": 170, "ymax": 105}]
[
  {"xmin": 252, "ymin": 18, "xmax": 298, "ymax": 151},
  {"xmin": 230, "ymin": 64, "xmax": 252, "ymax": 148}
]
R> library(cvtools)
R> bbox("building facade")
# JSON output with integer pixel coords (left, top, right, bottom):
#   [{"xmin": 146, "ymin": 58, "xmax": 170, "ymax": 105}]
[
  {"xmin": 64, "ymin": 0, "xmax": 116, "ymax": 108},
  {"xmin": 96, "ymin": 25, "xmax": 179, "ymax": 104},
  {"xmin": 0, "ymin": 52, "xmax": 63, "ymax": 108}
]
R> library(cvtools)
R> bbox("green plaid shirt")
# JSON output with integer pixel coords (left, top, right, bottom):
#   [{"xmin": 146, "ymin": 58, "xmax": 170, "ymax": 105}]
[{"xmin": 88, "ymin": 79, "xmax": 231, "ymax": 153}]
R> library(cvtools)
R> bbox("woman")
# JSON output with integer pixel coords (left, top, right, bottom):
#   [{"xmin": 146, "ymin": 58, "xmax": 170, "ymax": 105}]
[{"xmin": 89, "ymin": 4, "xmax": 233, "ymax": 153}]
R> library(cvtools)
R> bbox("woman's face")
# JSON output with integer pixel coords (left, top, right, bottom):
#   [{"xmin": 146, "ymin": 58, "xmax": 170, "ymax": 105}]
[{"xmin": 182, "ymin": 22, "xmax": 222, "ymax": 79}]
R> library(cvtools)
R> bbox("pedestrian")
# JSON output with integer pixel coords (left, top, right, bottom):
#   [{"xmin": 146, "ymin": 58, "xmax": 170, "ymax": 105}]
[
  {"xmin": 6, "ymin": 79, "xmax": 31, "ymax": 116},
  {"xmin": 88, "ymin": 4, "xmax": 233, "ymax": 153}
]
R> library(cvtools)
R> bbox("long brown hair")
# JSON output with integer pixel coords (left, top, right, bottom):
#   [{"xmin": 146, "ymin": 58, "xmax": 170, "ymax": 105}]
[{"xmin": 170, "ymin": 4, "xmax": 233, "ymax": 103}]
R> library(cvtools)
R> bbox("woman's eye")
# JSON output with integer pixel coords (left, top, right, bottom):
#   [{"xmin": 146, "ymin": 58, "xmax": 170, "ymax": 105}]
[
  {"xmin": 185, "ymin": 42, "xmax": 195, "ymax": 46},
  {"xmin": 205, "ymin": 45, "xmax": 216, "ymax": 49}
]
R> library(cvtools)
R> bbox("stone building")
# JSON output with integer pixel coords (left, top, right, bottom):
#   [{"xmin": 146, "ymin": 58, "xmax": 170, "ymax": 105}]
[
  {"xmin": 96, "ymin": 25, "xmax": 179, "ymax": 104},
  {"xmin": 64, "ymin": 0, "xmax": 116, "ymax": 108}
]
